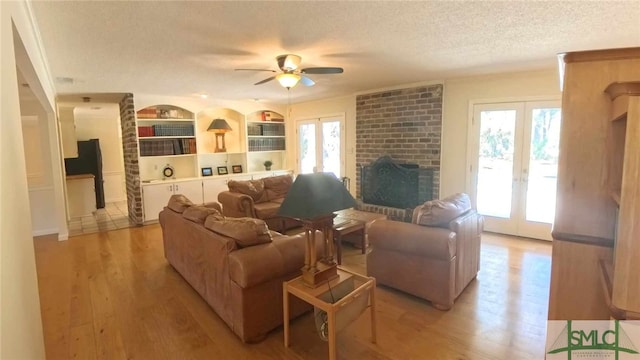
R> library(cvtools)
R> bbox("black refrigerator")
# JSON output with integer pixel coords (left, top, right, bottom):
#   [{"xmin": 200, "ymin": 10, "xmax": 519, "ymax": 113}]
[{"xmin": 64, "ymin": 139, "xmax": 105, "ymax": 209}]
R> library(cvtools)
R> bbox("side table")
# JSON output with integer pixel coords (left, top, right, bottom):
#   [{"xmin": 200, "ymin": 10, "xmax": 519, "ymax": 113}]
[
  {"xmin": 283, "ymin": 268, "xmax": 377, "ymax": 360},
  {"xmin": 333, "ymin": 217, "xmax": 365, "ymax": 264},
  {"xmin": 333, "ymin": 209, "xmax": 387, "ymax": 251}
]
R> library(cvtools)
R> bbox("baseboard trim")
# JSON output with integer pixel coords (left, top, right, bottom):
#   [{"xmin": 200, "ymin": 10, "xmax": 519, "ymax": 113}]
[{"xmin": 32, "ymin": 228, "xmax": 58, "ymax": 237}]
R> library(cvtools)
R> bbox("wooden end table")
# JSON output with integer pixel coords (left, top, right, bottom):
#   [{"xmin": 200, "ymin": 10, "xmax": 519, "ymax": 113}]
[
  {"xmin": 333, "ymin": 209, "xmax": 388, "ymax": 251},
  {"xmin": 333, "ymin": 217, "xmax": 365, "ymax": 265},
  {"xmin": 283, "ymin": 267, "xmax": 377, "ymax": 360}
]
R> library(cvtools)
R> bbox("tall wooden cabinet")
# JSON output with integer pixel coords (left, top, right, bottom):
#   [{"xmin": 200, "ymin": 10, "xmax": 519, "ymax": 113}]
[{"xmin": 548, "ymin": 48, "xmax": 640, "ymax": 320}]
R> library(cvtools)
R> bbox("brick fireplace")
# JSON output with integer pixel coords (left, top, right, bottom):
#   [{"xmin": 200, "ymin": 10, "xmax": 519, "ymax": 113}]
[{"xmin": 355, "ymin": 84, "xmax": 442, "ymax": 221}]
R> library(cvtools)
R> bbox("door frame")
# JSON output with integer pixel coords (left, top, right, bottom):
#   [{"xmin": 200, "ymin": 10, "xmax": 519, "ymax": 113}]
[
  {"xmin": 294, "ymin": 113, "xmax": 346, "ymax": 176},
  {"xmin": 466, "ymin": 96, "xmax": 561, "ymax": 240}
]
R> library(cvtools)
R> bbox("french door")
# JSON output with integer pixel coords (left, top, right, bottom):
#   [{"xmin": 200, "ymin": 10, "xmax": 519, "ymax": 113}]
[
  {"xmin": 297, "ymin": 115, "xmax": 345, "ymax": 178},
  {"xmin": 469, "ymin": 101, "xmax": 561, "ymax": 240}
]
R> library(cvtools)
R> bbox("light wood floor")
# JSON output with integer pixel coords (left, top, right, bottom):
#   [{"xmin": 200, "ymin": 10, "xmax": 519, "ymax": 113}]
[{"xmin": 34, "ymin": 226, "xmax": 551, "ymax": 360}]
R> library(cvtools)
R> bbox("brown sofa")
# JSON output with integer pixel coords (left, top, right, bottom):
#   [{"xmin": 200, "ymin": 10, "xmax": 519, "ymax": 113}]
[
  {"xmin": 217, "ymin": 174, "xmax": 300, "ymax": 232},
  {"xmin": 159, "ymin": 195, "xmax": 320, "ymax": 343},
  {"xmin": 366, "ymin": 193, "xmax": 483, "ymax": 310}
]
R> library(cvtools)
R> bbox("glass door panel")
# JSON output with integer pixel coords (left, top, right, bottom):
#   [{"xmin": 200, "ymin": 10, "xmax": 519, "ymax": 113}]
[
  {"xmin": 322, "ymin": 120, "xmax": 341, "ymax": 177},
  {"xmin": 298, "ymin": 122, "xmax": 316, "ymax": 174},
  {"xmin": 524, "ymin": 108, "xmax": 561, "ymax": 223},
  {"xmin": 476, "ymin": 109, "xmax": 517, "ymax": 219}
]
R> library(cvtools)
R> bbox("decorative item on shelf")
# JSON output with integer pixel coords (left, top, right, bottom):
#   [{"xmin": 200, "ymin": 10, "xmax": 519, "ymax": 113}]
[
  {"xmin": 277, "ymin": 172, "xmax": 357, "ymax": 287},
  {"xmin": 207, "ymin": 118, "xmax": 233, "ymax": 153},
  {"xmin": 232, "ymin": 165, "xmax": 243, "ymax": 174},
  {"xmin": 162, "ymin": 164, "xmax": 175, "ymax": 179},
  {"xmin": 217, "ymin": 166, "xmax": 228, "ymax": 175},
  {"xmin": 263, "ymin": 160, "xmax": 273, "ymax": 171},
  {"xmin": 201, "ymin": 167, "xmax": 213, "ymax": 177}
]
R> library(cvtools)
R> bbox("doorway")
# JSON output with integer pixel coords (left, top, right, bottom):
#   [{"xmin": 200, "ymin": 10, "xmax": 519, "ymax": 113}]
[
  {"xmin": 468, "ymin": 100, "xmax": 561, "ymax": 240},
  {"xmin": 297, "ymin": 115, "xmax": 345, "ymax": 178}
]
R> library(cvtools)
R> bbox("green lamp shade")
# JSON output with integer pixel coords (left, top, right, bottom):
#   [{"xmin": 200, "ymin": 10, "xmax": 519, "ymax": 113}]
[
  {"xmin": 207, "ymin": 118, "xmax": 232, "ymax": 133},
  {"xmin": 278, "ymin": 172, "xmax": 356, "ymax": 220}
]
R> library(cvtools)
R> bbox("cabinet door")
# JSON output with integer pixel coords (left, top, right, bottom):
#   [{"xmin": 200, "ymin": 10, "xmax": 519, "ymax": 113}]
[
  {"xmin": 202, "ymin": 178, "xmax": 230, "ymax": 203},
  {"xmin": 143, "ymin": 183, "xmax": 174, "ymax": 221},
  {"xmin": 174, "ymin": 180, "xmax": 203, "ymax": 204}
]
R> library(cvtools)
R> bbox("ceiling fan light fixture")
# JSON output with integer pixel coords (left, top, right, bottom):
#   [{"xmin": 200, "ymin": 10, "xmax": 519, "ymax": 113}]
[{"xmin": 276, "ymin": 73, "xmax": 301, "ymax": 88}]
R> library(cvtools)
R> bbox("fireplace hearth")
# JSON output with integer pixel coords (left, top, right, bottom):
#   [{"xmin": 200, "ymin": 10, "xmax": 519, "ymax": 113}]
[{"xmin": 360, "ymin": 156, "xmax": 433, "ymax": 210}]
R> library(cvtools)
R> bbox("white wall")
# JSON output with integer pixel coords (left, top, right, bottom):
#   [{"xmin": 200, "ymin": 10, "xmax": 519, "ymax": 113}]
[
  {"xmin": 440, "ymin": 69, "xmax": 561, "ymax": 197},
  {"xmin": 73, "ymin": 104, "xmax": 127, "ymax": 202},
  {"xmin": 22, "ymin": 108, "xmax": 58, "ymax": 236},
  {"xmin": 1, "ymin": 0, "xmax": 56, "ymax": 358},
  {"xmin": 289, "ymin": 94, "xmax": 357, "ymax": 192}
]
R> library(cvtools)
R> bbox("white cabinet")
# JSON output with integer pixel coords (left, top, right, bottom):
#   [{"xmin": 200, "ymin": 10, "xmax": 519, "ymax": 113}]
[
  {"xmin": 142, "ymin": 179, "xmax": 203, "ymax": 221},
  {"xmin": 202, "ymin": 178, "xmax": 229, "ymax": 204},
  {"xmin": 66, "ymin": 175, "xmax": 96, "ymax": 217},
  {"xmin": 252, "ymin": 170, "xmax": 293, "ymax": 179},
  {"xmin": 202, "ymin": 175, "xmax": 253, "ymax": 203}
]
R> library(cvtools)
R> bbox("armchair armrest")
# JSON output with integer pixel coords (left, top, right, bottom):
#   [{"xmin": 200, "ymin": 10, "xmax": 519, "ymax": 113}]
[
  {"xmin": 369, "ymin": 219, "xmax": 456, "ymax": 261},
  {"xmin": 218, "ymin": 191, "xmax": 256, "ymax": 218}
]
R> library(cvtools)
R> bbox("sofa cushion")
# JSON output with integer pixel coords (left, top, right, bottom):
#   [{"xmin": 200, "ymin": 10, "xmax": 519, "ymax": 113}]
[
  {"xmin": 262, "ymin": 174, "xmax": 292, "ymax": 201},
  {"xmin": 167, "ymin": 194, "xmax": 194, "ymax": 213},
  {"xmin": 228, "ymin": 179, "xmax": 266, "ymax": 203},
  {"xmin": 413, "ymin": 193, "xmax": 471, "ymax": 227},
  {"xmin": 253, "ymin": 201, "xmax": 281, "ymax": 220},
  {"xmin": 204, "ymin": 216, "xmax": 272, "ymax": 248},
  {"xmin": 182, "ymin": 205, "xmax": 223, "ymax": 224}
]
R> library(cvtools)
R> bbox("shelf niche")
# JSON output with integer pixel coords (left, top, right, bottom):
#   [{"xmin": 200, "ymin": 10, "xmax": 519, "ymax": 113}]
[{"xmin": 136, "ymin": 105, "xmax": 197, "ymax": 181}]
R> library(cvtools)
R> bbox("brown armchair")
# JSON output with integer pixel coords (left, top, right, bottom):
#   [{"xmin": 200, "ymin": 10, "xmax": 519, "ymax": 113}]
[
  {"xmin": 217, "ymin": 174, "xmax": 300, "ymax": 232},
  {"xmin": 366, "ymin": 193, "xmax": 483, "ymax": 310}
]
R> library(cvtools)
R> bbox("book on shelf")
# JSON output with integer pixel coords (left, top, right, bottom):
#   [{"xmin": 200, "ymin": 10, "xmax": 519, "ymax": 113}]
[
  {"xmin": 139, "ymin": 138, "xmax": 197, "ymax": 156},
  {"xmin": 137, "ymin": 126, "xmax": 154, "ymax": 137}
]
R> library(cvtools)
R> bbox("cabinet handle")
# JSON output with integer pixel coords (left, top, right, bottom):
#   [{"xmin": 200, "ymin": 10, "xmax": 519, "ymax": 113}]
[
  {"xmin": 175, "ymin": 184, "xmax": 179, "ymax": 192},
  {"xmin": 168, "ymin": 185, "xmax": 173, "ymax": 192}
]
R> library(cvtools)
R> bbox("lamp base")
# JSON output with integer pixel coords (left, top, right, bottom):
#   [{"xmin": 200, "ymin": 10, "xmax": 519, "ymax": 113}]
[
  {"xmin": 301, "ymin": 260, "xmax": 338, "ymax": 288},
  {"xmin": 214, "ymin": 133, "xmax": 227, "ymax": 153}
]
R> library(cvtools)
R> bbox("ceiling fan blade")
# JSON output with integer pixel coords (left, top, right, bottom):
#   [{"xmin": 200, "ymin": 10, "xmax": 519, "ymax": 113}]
[
  {"xmin": 254, "ymin": 76, "xmax": 276, "ymax": 85},
  {"xmin": 235, "ymin": 68, "xmax": 276, "ymax": 72},
  {"xmin": 301, "ymin": 67, "xmax": 344, "ymax": 75},
  {"xmin": 300, "ymin": 76, "xmax": 315, "ymax": 87}
]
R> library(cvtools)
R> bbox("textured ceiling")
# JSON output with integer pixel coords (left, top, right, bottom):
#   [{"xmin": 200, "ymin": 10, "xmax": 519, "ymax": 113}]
[{"xmin": 30, "ymin": 1, "xmax": 640, "ymax": 104}]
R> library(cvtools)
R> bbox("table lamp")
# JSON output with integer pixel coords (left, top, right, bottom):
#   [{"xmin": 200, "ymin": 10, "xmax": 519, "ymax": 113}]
[
  {"xmin": 278, "ymin": 172, "xmax": 356, "ymax": 287},
  {"xmin": 207, "ymin": 118, "xmax": 232, "ymax": 152}
]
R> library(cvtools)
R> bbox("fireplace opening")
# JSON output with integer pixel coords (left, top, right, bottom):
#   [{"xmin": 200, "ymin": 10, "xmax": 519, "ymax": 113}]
[{"xmin": 360, "ymin": 156, "xmax": 433, "ymax": 209}]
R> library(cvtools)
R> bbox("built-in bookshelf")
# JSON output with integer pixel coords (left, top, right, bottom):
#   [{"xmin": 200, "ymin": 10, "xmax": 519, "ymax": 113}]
[
  {"xmin": 136, "ymin": 106, "xmax": 288, "ymax": 180},
  {"xmin": 245, "ymin": 110, "xmax": 287, "ymax": 172},
  {"xmin": 137, "ymin": 105, "xmax": 198, "ymax": 179}
]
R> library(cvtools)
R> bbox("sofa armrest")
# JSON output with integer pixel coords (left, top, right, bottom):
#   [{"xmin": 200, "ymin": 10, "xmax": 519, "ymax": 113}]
[
  {"xmin": 369, "ymin": 219, "xmax": 456, "ymax": 261},
  {"xmin": 218, "ymin": 191, "xmax": 256, "ymax": 218},
  {"xmin": 228, "ymin": 232, "xmax": 310, "ymax": 288}
]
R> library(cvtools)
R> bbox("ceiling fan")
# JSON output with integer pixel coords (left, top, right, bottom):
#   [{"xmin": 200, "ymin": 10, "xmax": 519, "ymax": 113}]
[{"xmin": 236, "ymin": 54, "xmax": 343, "ymax": 89}]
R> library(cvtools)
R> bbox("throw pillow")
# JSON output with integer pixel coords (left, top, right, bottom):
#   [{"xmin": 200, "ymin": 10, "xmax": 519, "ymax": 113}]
[
  {"xmin": 227, "ymin": 180, "xmax": 266, "ymax": 203},
  {"xmin": 167, "ymin": 194, "xmax": 194, "ymax": 213},
  {"xmin": 413, "ymin": 193, "xmax": 471, "ymax": 227},
  {"xmin": 182, "ymin": 205, "xmax": 223, "ymax": 224},
  {"xmin": 204, "ymin": 217, "xmax": 272, "ymax": 248}
]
